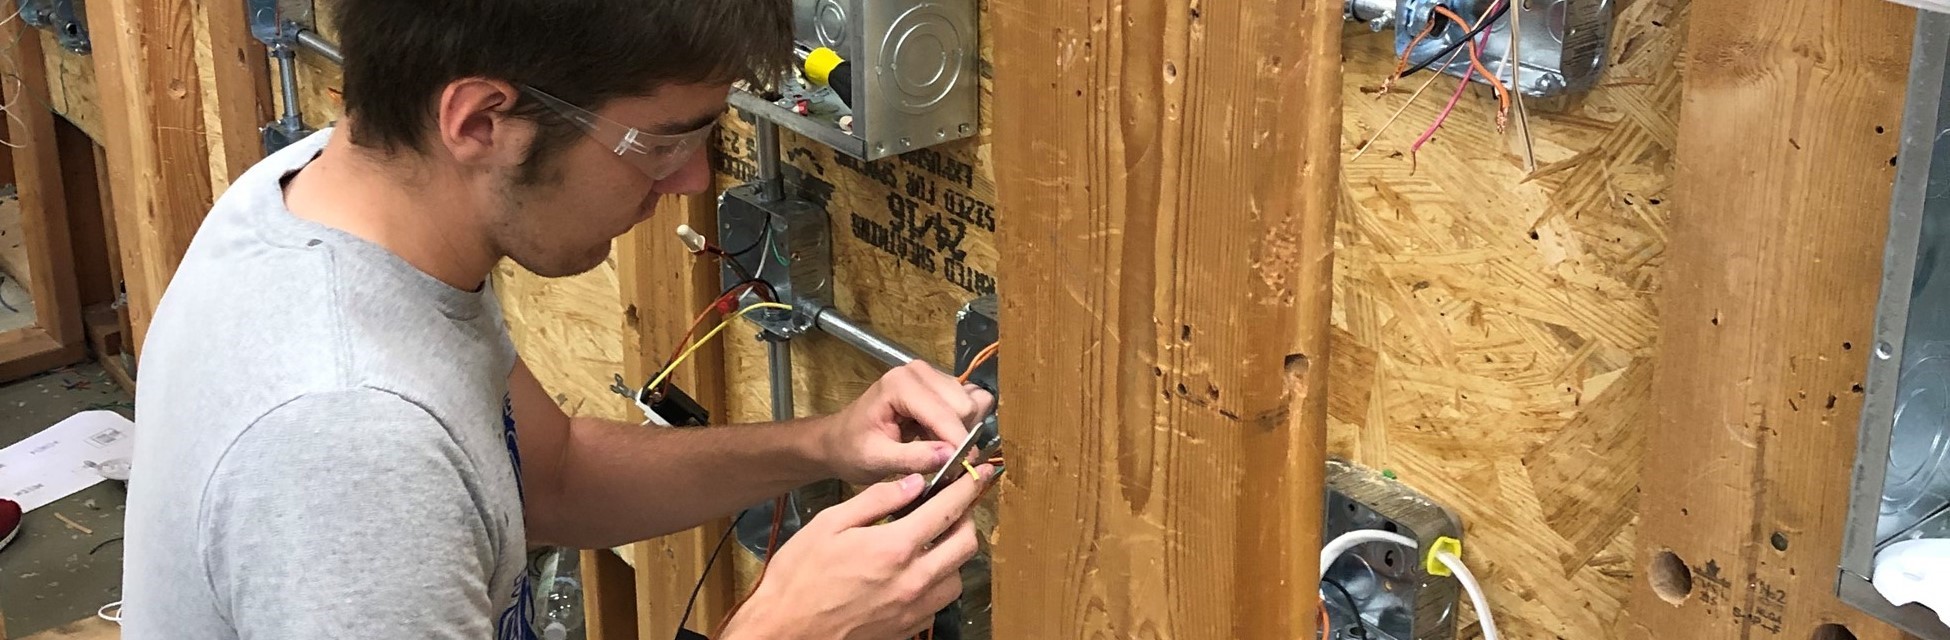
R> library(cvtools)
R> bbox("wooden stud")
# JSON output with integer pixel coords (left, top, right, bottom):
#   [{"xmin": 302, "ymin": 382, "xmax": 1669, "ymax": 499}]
[
  {"xmin": 617, "ymin": 192, "xmax": 739, "ymax": 637},
  {"xmin": 1629, "ymin": 0, "xmax": 1917, "ymax": 638},
  {"xmin": 89, "ymin": 0, "xmax": 222, "ymax": 355},
  {"xmin": 194, "ymin": 0, "xmax": 272, "ymax": 191},
  {"xmin": 988, "ymin": 0, "xmax": 1342, "ymax": 636},
  {"xmin": 583, "ymin": 548, "xmax": 641, "ymax": 640},
  {"xmin": 0, "ymin": 14, "xmax": 85, "ymax": 383}
]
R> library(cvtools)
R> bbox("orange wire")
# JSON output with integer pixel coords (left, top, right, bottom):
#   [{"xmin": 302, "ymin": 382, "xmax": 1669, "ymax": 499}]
[
  {"xmin": 1429, "ymin": 5, "xmax": 1511, "ymax": 126},
  {"xmin": 957, "ymin": 343, "xmax": 999, "ymax": 384},
  {"xmin": 1318, "ymin": 595, "xmax": 1331, "ymax": 639},
  {"xmin": 1387, "ymin": 16, "xmax": 1440, "ymax": 92}
]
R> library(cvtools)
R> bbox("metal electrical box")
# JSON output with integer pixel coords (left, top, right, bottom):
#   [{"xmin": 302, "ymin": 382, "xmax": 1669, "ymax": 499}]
[
  {"xmin": 716, "ymin": 183, "xmax": 834, "ymax": 337},
  {"xmin": 1842, "ymin": 11, "xmax": 1950, "ymax": 640},
  {"xmin": 1323, "ymin": 460, "xmax": 1465, "ymax": 640},
  {"xmin": 1345, "ymin": 0, "xmax": 1614, "ymax": 97},
  {"xmin": 731, "ymin": 0, "xmax": 980, "ymax": 160}
]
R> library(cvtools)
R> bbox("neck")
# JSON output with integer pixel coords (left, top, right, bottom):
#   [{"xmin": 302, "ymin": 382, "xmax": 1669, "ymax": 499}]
[{"xmin": 282, "ymin": 131, "xmax": 500, "ymax": 291}]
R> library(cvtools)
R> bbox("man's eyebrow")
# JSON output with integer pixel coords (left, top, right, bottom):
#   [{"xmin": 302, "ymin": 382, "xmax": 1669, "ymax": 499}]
[{"xmin": 650, "ymin": 108, "xmax": 727, "ymax": 135}]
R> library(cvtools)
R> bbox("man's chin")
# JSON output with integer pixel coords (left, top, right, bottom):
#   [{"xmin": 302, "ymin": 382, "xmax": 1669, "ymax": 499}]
[{"xmin": 512, "ymin": 241, "xmax": 614, "ymax": 278}]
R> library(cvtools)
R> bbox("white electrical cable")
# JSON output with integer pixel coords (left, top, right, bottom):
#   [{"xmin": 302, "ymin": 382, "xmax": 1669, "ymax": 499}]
[
  {"xmin": 1434, "ymin": 551, "xmax": 1498, "ymax": 640},
  {"xmin": 1319, "ymin": 529, "xmax": 1417, "ymax": 579},
  {"xmin": 98, "ymin": 600, "xmax": 122, "ymax": 624},
  {"xmin": 1319, "ymin": 529, "xmax": 1500, "ymax": 640}
]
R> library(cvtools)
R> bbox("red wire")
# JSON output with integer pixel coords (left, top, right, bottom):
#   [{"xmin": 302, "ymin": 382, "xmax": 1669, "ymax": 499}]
[{"xmin": 715, "ymin": 495, "xmax": 789, "ymax": 635}]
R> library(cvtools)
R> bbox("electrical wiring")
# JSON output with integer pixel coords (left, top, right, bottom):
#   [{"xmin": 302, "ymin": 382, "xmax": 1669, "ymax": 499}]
[
  {"xmin": 1435, "ymin": 550, "xmax": 1500, "ymax": 640},
  {"xmin": 1317, "ymin": 597, "xmax": 1330, "ymax": 639},
  {"xmin": 98, "ymin": 600, "xmax": 122, "ymax": 624},
  {"xmin": 676, "ymin": 512, "xmax": 748, "ymax": 633},
  {"xmin": 1385, "ymin": 9, "xmax": 1443, "ymax": 93},
  {"xmin": 1429, "ymin": 4, "xmax": 1511, "ymax": 128},
  {"xmin": 1319, "ymin": 529, "xmax": 1500, "ymax": 640},
  {"xmin": 1397, "ymin": 0, "xmax": 1511, "ymax": 79},
  {"xmin": 1503, "ymin": 0, "xmax": 1538, "ymax": 172},
  {"xmin": 716, "ymin": 495, "xmax": 789, "ymax": 636},
  {"xmin": 648, "ymin": 302, "xmax": 795, "ymax": 392},
  {"xmin": 1320, "ymin": 577, "xmax": 1375, "ymax": 640},
  {"xmin": 958, "ymin": 342, "xmax": 998, "ymax": 384},
  {"xmin": 1349, "ymin": 45, "xmax": 1468, "ymax": 164},
  {"xmin": 1410, "ymin": 62, "xmax": 1475, "ymax": 170}
]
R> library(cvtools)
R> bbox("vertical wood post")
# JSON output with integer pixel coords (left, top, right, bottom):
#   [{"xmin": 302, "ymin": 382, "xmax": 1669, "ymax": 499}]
[
  {"xmin": 989, "ymin": 0, "xmax": 1343, "ymax": 636},
  {"xmin": 89, "ymin": 0, "xmax": 223, "ymax": 355},
  {"xmin": 0, "ymin": 14, "xmax": 85, "ymax": 382},
  {"xmin": 617, "ymin": 193, "xmax": 738, "ymax": 638},
  {"xmin": 1630, "ymin": 0, "xmax": 1918, "ymax": 637}
]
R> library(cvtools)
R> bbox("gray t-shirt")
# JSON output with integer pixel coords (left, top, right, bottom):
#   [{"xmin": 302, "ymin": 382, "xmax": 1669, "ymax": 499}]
[{"xmin": 122, "ymin": 129, "xmax": 532, "ymax": 639}]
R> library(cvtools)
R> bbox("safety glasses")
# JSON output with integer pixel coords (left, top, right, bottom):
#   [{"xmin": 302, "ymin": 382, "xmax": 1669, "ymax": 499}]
[{"xmin": 521, "ymin": 85, "xmax": 716, "ymax": 181}]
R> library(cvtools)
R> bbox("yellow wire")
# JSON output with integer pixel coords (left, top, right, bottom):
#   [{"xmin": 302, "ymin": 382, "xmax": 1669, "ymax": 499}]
[{"xmin": 646, "ymin": 302, "xmax": 794, "ymax": 392}]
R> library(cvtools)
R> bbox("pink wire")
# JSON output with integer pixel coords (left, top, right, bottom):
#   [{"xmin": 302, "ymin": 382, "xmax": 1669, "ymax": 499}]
[{"xmin": 1408, "ymin": 0, "xmax": 1505, "ymax": 167}]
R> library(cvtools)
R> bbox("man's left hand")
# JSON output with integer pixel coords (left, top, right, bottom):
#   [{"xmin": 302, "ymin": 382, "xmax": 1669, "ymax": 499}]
[{"xmin": 821, "ymin": 360, "xmax": 994, "ymax": 484}]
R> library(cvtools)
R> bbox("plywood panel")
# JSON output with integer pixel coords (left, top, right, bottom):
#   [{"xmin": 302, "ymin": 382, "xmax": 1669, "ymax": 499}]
[{"xmin": 1332, "ymin": 0, "xmax": 1684, "ymax": 636}]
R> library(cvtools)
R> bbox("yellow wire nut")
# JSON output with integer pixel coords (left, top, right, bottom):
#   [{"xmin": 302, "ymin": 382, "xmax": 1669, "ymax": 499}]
[
  {"xmin": 804, "ymin": 47, "xmax": 845, "ymax": 86},
  {"xmin": 1425, "ymin": 536, "xmax": 1463, "ymax": 577}
]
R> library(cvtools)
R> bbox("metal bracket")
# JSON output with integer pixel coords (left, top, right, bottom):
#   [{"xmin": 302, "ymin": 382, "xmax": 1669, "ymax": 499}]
[
  {"xmin": 245, "ymin": 0, "xmax": 311, "ymax": 47},
  {"xmin": 1323, "ymin": 460, "xmax": 1465, "ymax": 640},
  {"xmin": 18, "ymin": 0, "xmax": 91, "ymax": 55},
  {"xmin": 716, "ymin": 183, "xmax": 833, "ymax": 338}
]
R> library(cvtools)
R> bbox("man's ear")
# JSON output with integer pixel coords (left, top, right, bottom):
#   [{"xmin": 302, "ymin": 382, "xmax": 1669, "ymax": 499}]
[{"xmin": 434, "ymin": 78, "xmax": 530, "ymax": 168}]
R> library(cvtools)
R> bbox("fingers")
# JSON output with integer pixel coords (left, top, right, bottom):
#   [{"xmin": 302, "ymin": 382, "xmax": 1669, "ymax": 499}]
[
  {"xmin": 815, "ymin": 474, "xmax": 924, "ymax": 530},
  {"xmin": 870, "ymin": 440, "xmax": 957, "ymax": 477},
  {"xmin": 883, "ymin": 361, "xmax": 976, "ymax": 445},
  {"xmin": 889, "ymin": 464, "xmax": 993, "ymax": 543},
  {"xmin": 897, "ymin": 570, "xmax": 967, "ymax": 638},
  {"xmin": 915, "ymin": 513, "xmax": 980, "ymax": 581}
]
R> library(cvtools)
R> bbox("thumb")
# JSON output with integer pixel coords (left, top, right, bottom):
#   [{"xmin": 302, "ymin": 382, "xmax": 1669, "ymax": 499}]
[
  {"xmin": 869, "ymin": 440, "xmax": 955, "ymax": 477},
  {"xmin": 820, "ymin": 474, "xmax": 925, "ymax": 529}
]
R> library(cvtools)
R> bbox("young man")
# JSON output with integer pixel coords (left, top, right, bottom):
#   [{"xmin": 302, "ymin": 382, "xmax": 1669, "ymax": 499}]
[{"xmin": 120, "ymin": 1, "xmax": 993, "ymax": 638}]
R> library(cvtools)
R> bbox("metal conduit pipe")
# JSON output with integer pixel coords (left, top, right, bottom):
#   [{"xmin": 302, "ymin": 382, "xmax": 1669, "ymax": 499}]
[{"xmin": 294, "ymin": 29, "xmax": 343, "ymax": 67}]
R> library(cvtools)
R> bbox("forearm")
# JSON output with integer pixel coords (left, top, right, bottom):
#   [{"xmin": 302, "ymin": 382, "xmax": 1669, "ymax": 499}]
[{"xmin": 527, "ymin": 416, "xmax": 837, "ymax": 548}]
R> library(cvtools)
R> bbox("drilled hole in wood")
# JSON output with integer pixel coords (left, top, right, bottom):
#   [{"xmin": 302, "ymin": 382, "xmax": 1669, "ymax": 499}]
[
  {"xmin": 1812, "ymin": 623, "xmax": 1857, "ymax": 640},
  {"xmin": 1649, "ymin": 550, "xmax": 1693, "ymax": 605}
]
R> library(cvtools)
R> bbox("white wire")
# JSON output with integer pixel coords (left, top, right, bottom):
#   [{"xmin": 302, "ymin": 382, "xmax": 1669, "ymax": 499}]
[
  {"xmin": 1319, "ymin": 529, "xmax": 1418, "ymax": 579},
  {"xmin": 1436, "ymin": 551, "xmax": 1499, "ymax": 640},
  {"xmin": 1318, "ymin": 529, "xmax": 1500, "ymax": 640},
  {"xmin": 97, "ymin": 600, "xmax": 122, "ymax": 624}
]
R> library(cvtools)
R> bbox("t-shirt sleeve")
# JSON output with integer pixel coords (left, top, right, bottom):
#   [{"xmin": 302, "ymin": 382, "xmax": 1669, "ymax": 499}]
[{"xmin": 200, "ymin": 389, "xmax": 500, "ymax": 639}]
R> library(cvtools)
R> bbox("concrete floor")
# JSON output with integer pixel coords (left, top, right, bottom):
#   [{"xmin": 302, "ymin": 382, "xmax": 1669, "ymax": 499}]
[{"xmin": 0, "ymin": 363, "xmax": 132, "ymax": 636}]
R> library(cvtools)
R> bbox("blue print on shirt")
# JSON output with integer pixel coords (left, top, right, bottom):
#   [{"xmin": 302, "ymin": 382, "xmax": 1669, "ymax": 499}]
[{"xmin": 496, "ymin": 395, "xmax": 538, "ymax": 640}]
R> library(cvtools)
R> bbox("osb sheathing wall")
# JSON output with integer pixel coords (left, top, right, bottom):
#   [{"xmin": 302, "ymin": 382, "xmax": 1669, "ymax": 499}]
[
  {"xmin": 1333, "ymin": 0, "xmax": 1683, "ymax": 635},
  {"xmin": 275, "ymin": 0, "xmax": 1681, "ymax": 636}
]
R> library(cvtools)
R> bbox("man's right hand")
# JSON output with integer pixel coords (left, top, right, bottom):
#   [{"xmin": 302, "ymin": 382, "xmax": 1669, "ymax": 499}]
[{"xmin": 722, "ymin": 465, "xmax": 994, "ymax": 640}]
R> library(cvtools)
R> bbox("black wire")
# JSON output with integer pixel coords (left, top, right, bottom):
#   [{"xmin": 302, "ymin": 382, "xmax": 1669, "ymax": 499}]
[
  {"xmin": 677, "ymin": 512, "xmax": 747, "ymax": 635},
  {"xmin": 1396, "ymin": 1, "xmax": 1512, "ymax": 79},
  {"xmin": 1320, "ymin": 577, "xmax": 1374, "ymax": 640}
]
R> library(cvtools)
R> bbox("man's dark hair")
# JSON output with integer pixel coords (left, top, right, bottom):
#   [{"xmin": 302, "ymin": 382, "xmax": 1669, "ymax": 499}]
[{"xmin": 334, "ymin": 0, "xmax": 792, "ymax": 164}]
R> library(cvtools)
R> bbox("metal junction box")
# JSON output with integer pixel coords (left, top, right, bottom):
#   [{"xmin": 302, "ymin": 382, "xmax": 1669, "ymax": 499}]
[
  {"xmin": 730, "ymin": 0, "xmax": 980, "ymax": 160},
  {"xmin": 716, "ymin": 183, "xmax": 834, "ymax": 337},
  {"xmin": 1345, "ymin": 0, "xmax": 1614, "ymax": 97},
  {"xmin": 1842, "ymin": 11, "xmax": 1950, "ymax": 640},
  {"xmin": 1323, "ymin": 460, "xmax": 1465, "ymax": 640}
]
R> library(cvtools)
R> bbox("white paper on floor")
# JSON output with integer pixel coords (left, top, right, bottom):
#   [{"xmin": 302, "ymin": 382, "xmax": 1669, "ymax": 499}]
[{"xmin": 0, "ymin": 410, "xmax": 133, "ymax": 512}]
